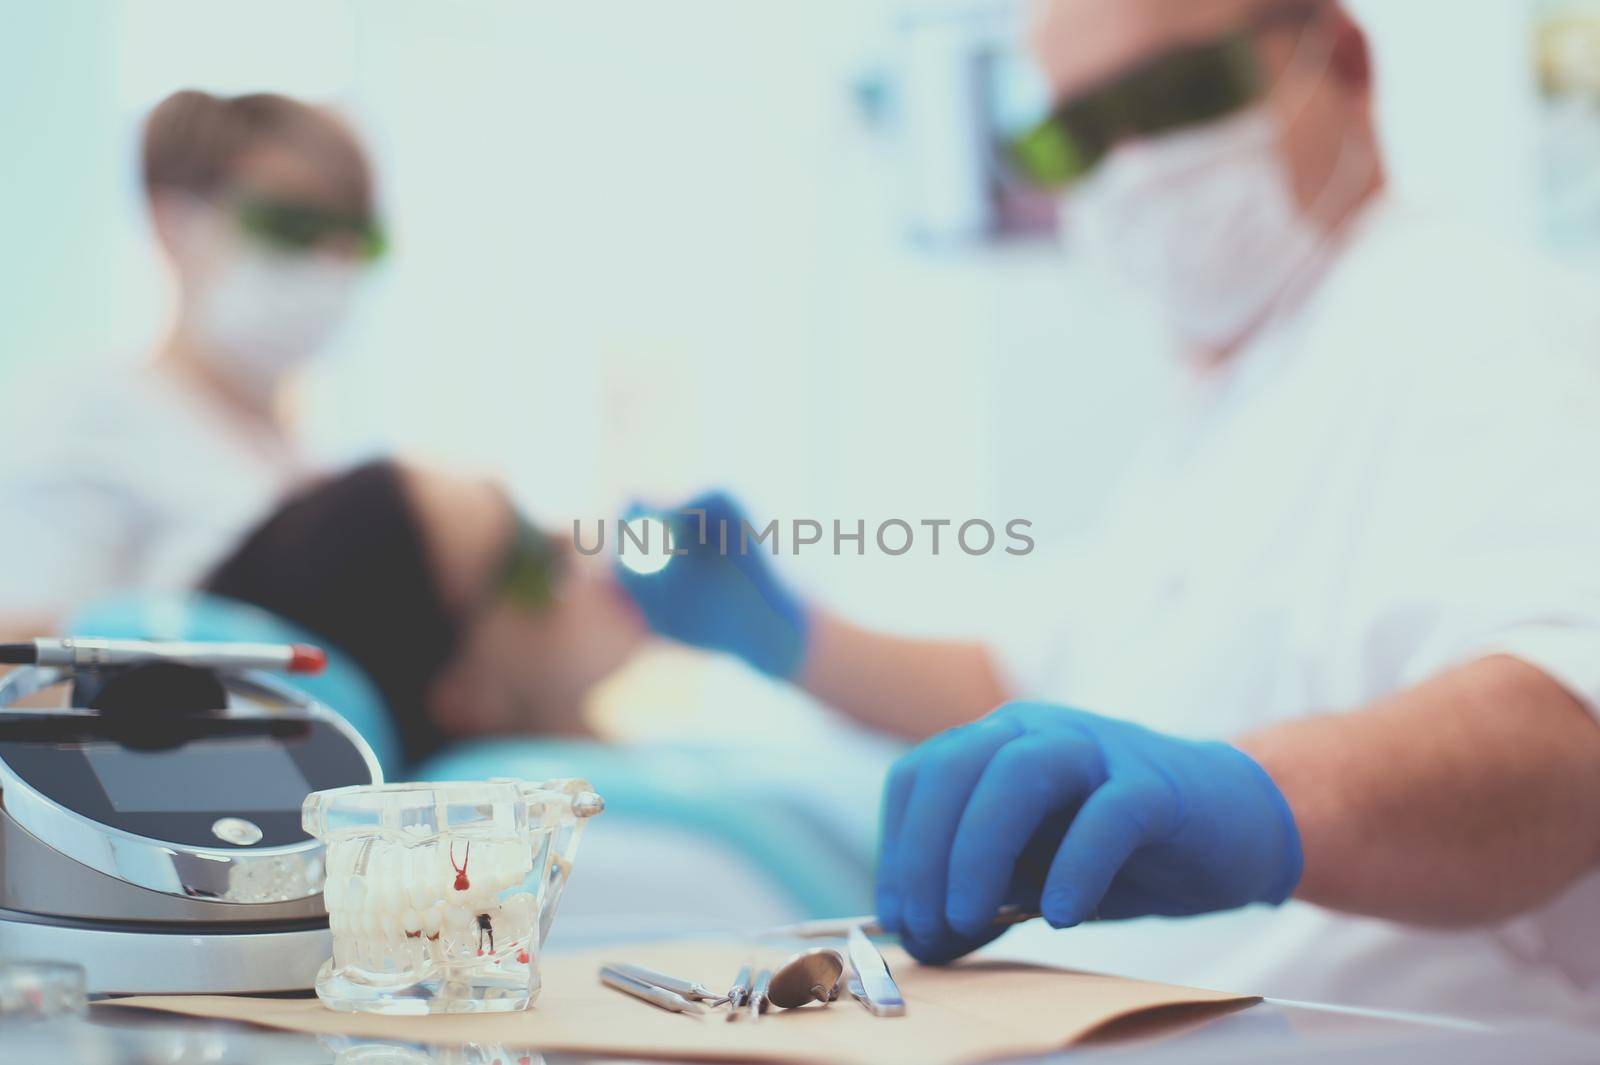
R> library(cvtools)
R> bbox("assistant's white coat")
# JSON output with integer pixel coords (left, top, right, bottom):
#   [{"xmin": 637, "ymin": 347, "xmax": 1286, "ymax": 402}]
[{"xmin": 0, "ymin": 364, "xmax": 301, "ymax": 617}]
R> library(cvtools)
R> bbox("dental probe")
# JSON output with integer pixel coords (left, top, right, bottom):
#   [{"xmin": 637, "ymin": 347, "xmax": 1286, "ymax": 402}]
[
  {"xmin": 608, "ymin": 962, "xmax": 729, "ymax": 1004},
  {"xmin": 763, "ymin": 904, "xmax": 1040, "ymax": 940},
  {"xmin": 599, "ymin": 967, "xmax": 706, "ymax": 1015},
  {"xmin": 0, "ymin": 638, "xmax": 326, "ymax": 674}
]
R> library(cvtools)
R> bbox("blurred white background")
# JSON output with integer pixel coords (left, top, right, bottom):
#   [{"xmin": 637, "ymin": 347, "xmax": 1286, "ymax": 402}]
[{"xmin": 0, "ymin": 0, "xmax": 1582, "ymax": 638}]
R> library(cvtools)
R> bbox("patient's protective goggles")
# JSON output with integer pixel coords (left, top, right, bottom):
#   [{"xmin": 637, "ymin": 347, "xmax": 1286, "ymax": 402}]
[
  {"xmin": 495, "ymin": 513, "xmax": 567, "ymax": 611},
  {"xmin": 234, "ymin": 195, "xmax": 388, "ymax": 261},
  {"xmin": 1010, "ymin": 4, "xmax": 1322, "ymax": 190}
]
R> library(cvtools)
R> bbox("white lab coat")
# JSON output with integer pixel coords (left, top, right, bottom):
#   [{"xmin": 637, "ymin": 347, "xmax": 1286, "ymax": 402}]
[
  {"xmin": 995, "ymin": 197, "xmax": 1600, "ymax": 1024},
  {"xmin": 0, "ymin": 363, "xmax": 301, "ymax": 620}
]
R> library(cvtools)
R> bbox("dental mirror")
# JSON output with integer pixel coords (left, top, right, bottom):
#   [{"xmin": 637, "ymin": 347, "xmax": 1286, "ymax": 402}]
[{"xmin": 766, "ymin": 948, "xmax": 845, "ymax": 1010}]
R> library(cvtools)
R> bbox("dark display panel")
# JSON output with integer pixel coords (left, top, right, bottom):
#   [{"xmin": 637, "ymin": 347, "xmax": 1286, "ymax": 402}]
[
  {"xmin": 85, "ymin": 737, "xmax": 313, "ymax": 814},
  {"xmin": 0, "ymin": 714, "xmax": 372, "ymax": 848}
]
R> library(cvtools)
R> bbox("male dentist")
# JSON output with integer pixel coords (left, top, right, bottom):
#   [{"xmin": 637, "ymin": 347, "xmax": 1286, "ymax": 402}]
[{"xmin": 618, "ymin": 0, "xmax": 1600, "ymax": 1022}]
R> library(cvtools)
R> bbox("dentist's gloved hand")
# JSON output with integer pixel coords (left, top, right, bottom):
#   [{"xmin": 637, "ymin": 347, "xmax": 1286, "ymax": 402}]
[
  {"xmin": 876, "ymin": 703, "xmax": 1302, "ymax": 964},
  {"xmin": 614, "ymin": 491, "xmax": 810, "ymax": 680}
]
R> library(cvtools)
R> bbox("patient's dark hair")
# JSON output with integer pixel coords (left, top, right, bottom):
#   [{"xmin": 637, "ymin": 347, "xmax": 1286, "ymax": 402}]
[
  {"xmin": 142, "ymin": 88, "xmax": 374, "ymax": 217},
  {"xmin": 204, "ymin": 461, "xmax": 458, "ymax": 767}
]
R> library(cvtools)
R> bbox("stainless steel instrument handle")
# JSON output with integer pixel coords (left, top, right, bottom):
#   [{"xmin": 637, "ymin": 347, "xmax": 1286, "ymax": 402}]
[
  {"xmin": 599, "ymin": 967, "xmax": 705, "ymax": 1015},
  {"xmin": 609, "ymin": 962, "xmax": 724, "ymax": 1003},
  {"xmin": 846, "ymin": 925, "xmax": 907, "ymax": 1017},
  {"xmin": 725, "ymin": 962, "xmax": 754, "ymax": 1021},
  {"xmin": 766, "ymin": 904, "xmax": 1039, "ymax": 940},
  {"xmin": 747, "ymin": 968, "xmax": 773, "ymax": 1021}
]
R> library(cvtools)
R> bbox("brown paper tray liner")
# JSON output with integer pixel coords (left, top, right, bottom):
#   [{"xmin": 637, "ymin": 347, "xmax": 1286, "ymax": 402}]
[{"xmin": 104, "ymin": 940, "xmax": 1257, "ymax": 1065}]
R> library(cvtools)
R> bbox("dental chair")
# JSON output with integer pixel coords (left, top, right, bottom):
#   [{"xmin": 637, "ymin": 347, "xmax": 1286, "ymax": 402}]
[{"xmin": 66, "ymin": 594, "xmax": 880, "ymax": 938}]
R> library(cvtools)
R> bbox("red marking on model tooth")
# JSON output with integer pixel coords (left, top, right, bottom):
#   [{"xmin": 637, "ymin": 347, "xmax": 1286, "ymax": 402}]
[
  {"xmin": 405, "ymin": 930, "xmax": 421, "ymax": 939},
  {"xmin": 516, "ymin": 949, "xmax": 529, "ymax": 964},
  {"xmin": 450, "ymin": 840, "xmax": 472, "ymax": 891},
  {"xmin": 288, "ymin": 644, "xmax": 327, "ymax": 674},
  {"xmin": 427, "ymin": 932, "xmax": 440, "ymax": 941}
]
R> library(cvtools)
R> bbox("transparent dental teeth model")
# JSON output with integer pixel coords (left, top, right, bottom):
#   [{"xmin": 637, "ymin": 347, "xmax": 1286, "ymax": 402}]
[{"xmin": 303, "ymin": 779, "xmax": 603, "ymax": 1014}]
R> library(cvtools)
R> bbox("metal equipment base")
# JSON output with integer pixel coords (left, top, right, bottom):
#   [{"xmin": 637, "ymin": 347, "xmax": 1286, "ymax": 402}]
[{"xmin": 0, "ymin": 908, "xmax": 328, "ymax": 994}]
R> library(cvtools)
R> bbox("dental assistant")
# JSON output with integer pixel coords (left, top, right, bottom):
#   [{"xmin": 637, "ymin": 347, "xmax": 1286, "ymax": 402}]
[
  {"xmin": 0, "ymin": 90, "xmax": 383, "ymax": 629},
  {"xmin": 619, "ymin": 0, "xmax": 1600, "ymax": 1023}
]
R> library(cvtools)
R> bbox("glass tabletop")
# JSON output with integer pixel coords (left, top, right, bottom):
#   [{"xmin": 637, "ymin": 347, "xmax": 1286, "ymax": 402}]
[
  {"xmin": 26, "ymin": 985, "xmax": 1592, "ymax": 1065},
  {"xmin": 17, "ymin": 919, "xmax": 1600, "ymax": 1065}
]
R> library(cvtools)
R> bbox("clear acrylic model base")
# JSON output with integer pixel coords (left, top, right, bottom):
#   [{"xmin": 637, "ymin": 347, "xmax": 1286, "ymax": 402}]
[{"xmin": 303, "ymin": 778, "xmax": 603, "ymax": 1015}]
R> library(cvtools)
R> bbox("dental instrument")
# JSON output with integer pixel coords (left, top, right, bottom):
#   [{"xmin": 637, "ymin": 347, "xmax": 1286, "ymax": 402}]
[
  {"xmin": 599, "ymin": 966, "xmax": 706, "ymax": 1015},
  {"xmin": 608, "ymin": 962, "xmax": 729, "ymax": 1005},
  {"xmin": 846, "ymin": 925, "xmax": 907, "ymax": 1017},
  {"xmin": 724, "ymin": 963, "xmax": 753, "ymax": 1021},
  {"xmin": 747, "ymin": 968, "xmax": 773, "ymax": 1021},
  {"xmin": 767, "ymin": 948, "xmax": 845, "ymax": 1010}
]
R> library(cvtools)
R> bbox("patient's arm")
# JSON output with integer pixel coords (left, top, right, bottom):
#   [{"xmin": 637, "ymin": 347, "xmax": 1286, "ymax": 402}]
[
  {"xmin": 798, "ymin": 610, "xmax": 1010, "ymax": 741},
  {"xmin": 1240, "ymin": 655, "xmax": 1600, "ymax": 926}
]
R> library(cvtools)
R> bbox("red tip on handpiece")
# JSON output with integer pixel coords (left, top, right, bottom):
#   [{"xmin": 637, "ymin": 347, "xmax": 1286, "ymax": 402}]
[{"xmin": 288, "ymin": 644, "xmax": 328, "ymax": 674}]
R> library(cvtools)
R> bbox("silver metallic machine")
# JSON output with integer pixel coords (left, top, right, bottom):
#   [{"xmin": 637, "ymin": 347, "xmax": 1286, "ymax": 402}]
[{"xmin": 0, "ymin": 638, "xmax": 380, "ymax": 994}]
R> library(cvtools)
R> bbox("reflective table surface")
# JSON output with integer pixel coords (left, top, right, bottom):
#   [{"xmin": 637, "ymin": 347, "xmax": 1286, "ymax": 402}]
[
  {"xmin": 9, "ymin": 918, "xmax": 1600, "ymax": 1065},
  {"xmin": 1, "ymin": 994, "xmax": 1590, "ymax": 1065}
]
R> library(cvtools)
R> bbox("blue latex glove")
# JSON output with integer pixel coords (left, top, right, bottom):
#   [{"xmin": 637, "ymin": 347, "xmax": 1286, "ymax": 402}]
[
  {"xmin": 876, "ymin": 702, "xmax": 1303, "ymax": 964},
  {"xmin": 615, "ymin": 491, "xmax": 810, "ymax": 680}
]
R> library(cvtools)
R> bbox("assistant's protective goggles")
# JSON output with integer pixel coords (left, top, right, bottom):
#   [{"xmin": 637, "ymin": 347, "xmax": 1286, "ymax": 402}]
[{"xmin": 234, "ymin": 196, "xmax": 388, "ymax": 261}]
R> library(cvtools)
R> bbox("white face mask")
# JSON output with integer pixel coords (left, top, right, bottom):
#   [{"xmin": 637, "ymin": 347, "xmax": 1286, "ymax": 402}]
[
  {"xmin": 1065, "ymin": 105, "xmax": 1325, "ymax": 352},
  {"xmin": 181, "ymin": 209, "xmax": 363, "ymax": 397}
]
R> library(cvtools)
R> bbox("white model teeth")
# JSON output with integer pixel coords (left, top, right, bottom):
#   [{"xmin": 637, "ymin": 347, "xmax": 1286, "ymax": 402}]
[
  {"xmin": 323, "ymin": 835, "xmax": 539, "ymax": 975},
  {"xmin": 406, "ymin": 847, "xmax": 433, "ymax": 911}
]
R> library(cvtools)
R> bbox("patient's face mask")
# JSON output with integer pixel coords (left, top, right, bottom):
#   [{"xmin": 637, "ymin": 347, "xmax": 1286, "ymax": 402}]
[
  {"xmin": 1065, "ymin": 105, "xmax": 1323, "ymax": 350},
  {"xmin": 178, "ymin": 203, "xmax": 365, "ymax": 396}
]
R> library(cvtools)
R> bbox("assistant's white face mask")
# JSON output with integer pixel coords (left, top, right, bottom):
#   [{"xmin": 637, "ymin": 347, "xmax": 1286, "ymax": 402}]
[
  {"xmin": 181, "ymin": 209, "xmax": 363, "ymax": 398},
  {"xmin": 1065, "ymin": 105, "xmax": 1325, "ymax": 352}
]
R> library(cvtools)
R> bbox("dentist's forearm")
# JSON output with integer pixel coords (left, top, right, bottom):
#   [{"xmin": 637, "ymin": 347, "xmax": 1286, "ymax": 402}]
[
  {"xmin": 1238, "ymin": 655, "xmax": 1600, "ymax": 927},
  {"xmin": 798, "ymin": 611, "xmax": 1009, "ymax": 740}
]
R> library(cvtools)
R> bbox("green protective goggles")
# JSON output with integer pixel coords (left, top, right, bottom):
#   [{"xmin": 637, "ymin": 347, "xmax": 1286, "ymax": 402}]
[
  {"xmin": 495, "ymin": 512, "xmax": 567, "ymax": 611},
  {"xmin": 1010, "ymin": 32, "xmax": 1264, "ymax": 190},
  {"xmin": 235, "ymin": 196, "xmax": 388, "ymax": 261}
]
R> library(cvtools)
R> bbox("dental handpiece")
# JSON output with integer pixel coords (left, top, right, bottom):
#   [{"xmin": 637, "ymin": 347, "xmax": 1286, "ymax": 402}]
[{"xmin": 0, "ymin": 638, "xmax": 327, "ymax": 674}]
